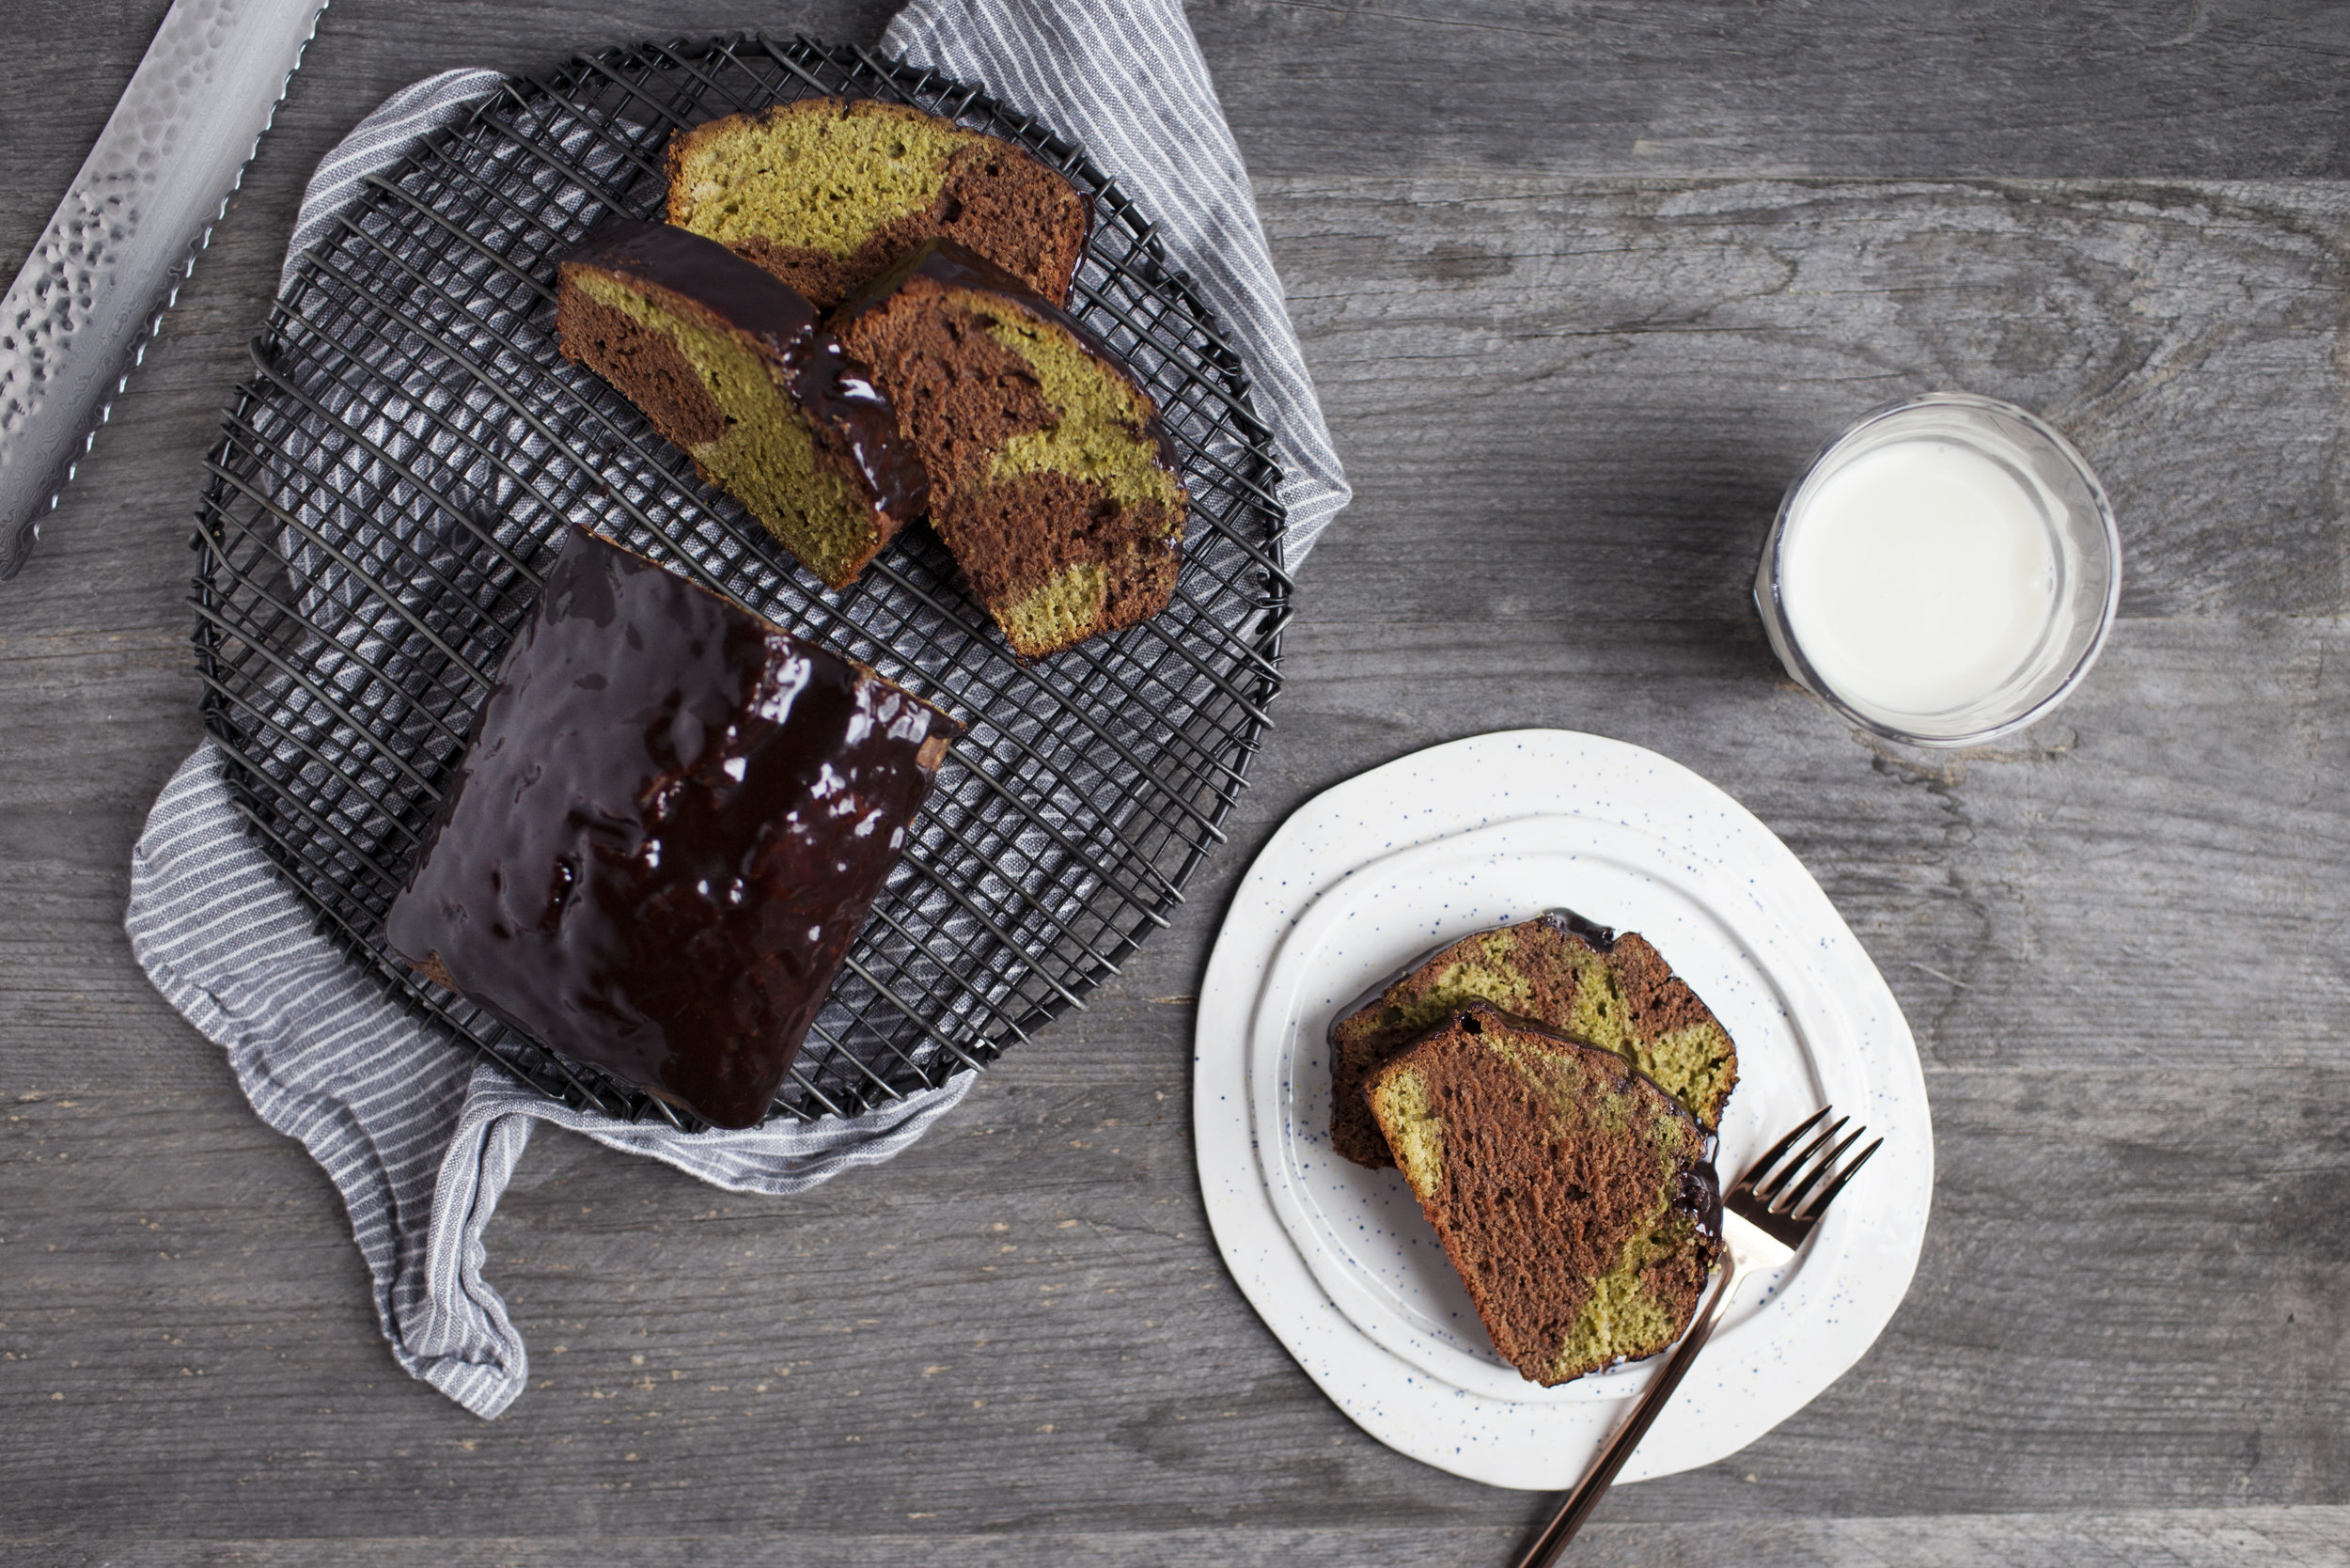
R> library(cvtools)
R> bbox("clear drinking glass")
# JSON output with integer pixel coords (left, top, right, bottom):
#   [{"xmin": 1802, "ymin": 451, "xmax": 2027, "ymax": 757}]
[{"xmin": 1754, "ymin": 392, "xmax": 2122, "ymax": 747}]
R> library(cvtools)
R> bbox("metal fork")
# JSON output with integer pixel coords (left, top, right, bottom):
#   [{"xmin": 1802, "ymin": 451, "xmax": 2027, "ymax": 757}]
[{"xmin": 1510, "ymin": 1108, "xmax": 1885, "ymax": 1568}]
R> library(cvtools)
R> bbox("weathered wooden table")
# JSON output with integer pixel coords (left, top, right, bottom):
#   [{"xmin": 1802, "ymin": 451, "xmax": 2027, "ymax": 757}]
[{"xmin": 6, "ymin": 3, "xmax": 2346, "ymax": 1562}]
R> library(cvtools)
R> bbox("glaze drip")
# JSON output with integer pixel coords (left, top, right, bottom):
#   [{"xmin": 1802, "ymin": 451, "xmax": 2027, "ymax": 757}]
[{"xmin": 564, "ymin": 217, "xmax": 929, "ymax": 518}]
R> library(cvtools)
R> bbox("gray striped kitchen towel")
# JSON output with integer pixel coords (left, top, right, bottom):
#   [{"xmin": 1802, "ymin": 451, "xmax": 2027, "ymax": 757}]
[{"xmin": 126, "ymin": 1, "xmax": 1348, "ymax": 1420}]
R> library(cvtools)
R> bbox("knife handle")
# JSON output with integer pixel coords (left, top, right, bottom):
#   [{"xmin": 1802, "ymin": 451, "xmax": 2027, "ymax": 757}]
[{"xmin": 0, "ymin": 0, "xmax": 327, "ymax": 580}]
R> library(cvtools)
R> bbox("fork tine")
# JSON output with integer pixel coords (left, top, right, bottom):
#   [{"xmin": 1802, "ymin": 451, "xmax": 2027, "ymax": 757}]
[
  {"xmin": 1756, "ymin": 1116, "xmax": 1848, "ymax": 1203},
  {"xmin": 1794, "ymin": 1136, "xmax": 1883, "ymax": 1222},
  {"xmin": 1739, "ymin": 1106, "xmax": 1830, "ymax": 1192},
  {"xmin": 1773, "ymin": 1123, "xmax": 1868, "ymax": 1215}
]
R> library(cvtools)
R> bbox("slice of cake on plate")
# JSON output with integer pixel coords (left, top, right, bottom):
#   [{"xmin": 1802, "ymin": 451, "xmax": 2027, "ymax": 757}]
[
  {"xmin": 666, "ymin": 98, "xmax": 1089, "ymax": 308},
  {"xmin": 384, "ymin": 526, "xmax": 962, "ymax": 1130},
  {"xmin": 1330, "ymin": 910, "xmax": 1738, "ymax": 1168},
  {"xmin": 556, "ymin": 216, "xmax": 928, "ymax": 588},
  {"xmin": 1366, "ymin": 1003, "xmax": 1722, "ymax": 1386},
  {"xmin": 835, "ymin": 239, "xmax": 1188, "ymax": 657}
]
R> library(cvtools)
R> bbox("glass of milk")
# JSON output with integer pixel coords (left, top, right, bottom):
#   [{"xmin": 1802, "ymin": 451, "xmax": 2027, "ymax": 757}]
[{"xmin": 1755, "ymin": 393, "xmax": 2122, "ymax": 746}]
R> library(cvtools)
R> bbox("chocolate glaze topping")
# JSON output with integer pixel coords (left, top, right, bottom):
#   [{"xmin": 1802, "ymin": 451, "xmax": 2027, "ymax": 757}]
[
  {"xmin": 384, "ymin": 527, "xmax": 962, "ymax": 1129},
  {"xmin": 1679, "ymin": 1154, "xmax": 1726, "ymax": 1246},
  {"xmin": 562, "ymin": 218, "xmax": 929, "ymax": 519},
  {"xmin": 833, "ymin": 237, "xmax": 1183, "ymax": 474},
  {"xmin": 1541, "ymin": 906, "xmax": 1621, "ymax": 951}
]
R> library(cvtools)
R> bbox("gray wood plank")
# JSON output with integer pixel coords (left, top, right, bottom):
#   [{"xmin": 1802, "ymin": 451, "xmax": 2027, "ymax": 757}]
[
  {"xmin": 17, "ymin": 170, "xmax": 2350, "ymax": 1077},
  {"xmin": 15, "ymin": 0, "xmax": 2346, "ymax": 283},
  {"xmin": 4, "ymin": 1058, "xmax": 2346, "ymax": 1538},
  {"xmin": 9, "ymin": 611, "xmax": 2347, "ymax": 1081},
  {"xmin": 1268, "ymin": 174, "xmax": 2350, "ymax": 619},
  {"xmin": 9, "ymin": 1508, "xmax": 2350, "ymax": 1567},
  {"xmin": 1193, "ymin": 0, "xmax": 2350, "ymax": 181},
  {"xmin": 1267, "ymin": 616, "xmax": 2350, "ymax": 1073}
]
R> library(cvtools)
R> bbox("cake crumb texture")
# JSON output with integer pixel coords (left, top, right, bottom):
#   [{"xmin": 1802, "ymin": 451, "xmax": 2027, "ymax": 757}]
[
  {"xmin": 555, "ymin": 220, "xmax": 927, "ymax": 590},
  {"xmin": 667, "ymin": 98, "xmax": 1089, "ymax": 307}
]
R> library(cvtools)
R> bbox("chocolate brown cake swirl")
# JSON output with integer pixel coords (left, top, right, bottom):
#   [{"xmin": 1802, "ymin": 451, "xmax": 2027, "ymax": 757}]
[
  {"xmin": 833, "ymin": 240, "xmax": 1187, "ymax": 658},
  {"xmin": 384, "ymin": 526, "xmax": 962, "ymax": 1129}
]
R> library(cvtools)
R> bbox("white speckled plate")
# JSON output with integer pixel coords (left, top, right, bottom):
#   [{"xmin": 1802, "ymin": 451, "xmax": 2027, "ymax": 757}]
[{"xmin": 1194, "ymin": 730, "xmax": 1932, "ymax": 1489}]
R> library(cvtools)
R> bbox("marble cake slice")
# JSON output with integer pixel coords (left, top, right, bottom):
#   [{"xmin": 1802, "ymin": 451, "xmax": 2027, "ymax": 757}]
[
  {"xmin": 834, "ymin": 239, "xmax": 1187, "ymax": 658},
  {"xmin": 1367, "ymin": 1003, "xmax": 1722, "ymax": 1387}
]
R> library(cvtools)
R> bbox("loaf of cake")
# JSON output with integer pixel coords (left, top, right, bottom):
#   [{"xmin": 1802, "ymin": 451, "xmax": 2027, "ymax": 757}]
[
  {"xmin": 1330, "ymin": 911, "xmax": 1738, "ymax": 1168},
  {"xmin": 1367, "ymin": 1004, "xmax": 1722, "ymax": 1386},
  {"xmin": 666, "ymin": 98, "xmax": 1089, "ymax": 308},
  {"xmin": 834, "ymin": 239, "xmax": 1188, "ymax": 657},
  {"xmin": 556, "ymin": 216, "xmax": 928, "ymax": 589},
  {"xmin": 384, "ymin": 526, "xmax": 962, "ymax": 1130}
]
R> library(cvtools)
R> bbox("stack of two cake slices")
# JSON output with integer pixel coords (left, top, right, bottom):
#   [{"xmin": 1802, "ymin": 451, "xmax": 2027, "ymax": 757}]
[
  {"xmin": 1331, "ymin": 914, "xmax": 1741, "ymax": 1388},
  {"xmin": 555, "ymin": 98, "xmax": 1187, "ymax": 658}
]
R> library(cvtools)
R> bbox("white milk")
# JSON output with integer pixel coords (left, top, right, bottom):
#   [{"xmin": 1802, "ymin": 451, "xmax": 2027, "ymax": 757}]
[{"xmin": 1778, "ymin": 438, "xmax": 2060, "ymax": 719}]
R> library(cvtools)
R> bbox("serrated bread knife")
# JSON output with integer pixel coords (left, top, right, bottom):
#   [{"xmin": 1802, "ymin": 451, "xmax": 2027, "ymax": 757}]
[{"xmin": 0, "ymin": 0, "xmax": 327, "ymax": 581}]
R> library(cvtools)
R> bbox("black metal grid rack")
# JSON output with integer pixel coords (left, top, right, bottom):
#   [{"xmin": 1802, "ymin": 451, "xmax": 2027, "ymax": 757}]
[{"xmin": 189, "ymin": 36, "xmax": 1290, "ymax": 1129}]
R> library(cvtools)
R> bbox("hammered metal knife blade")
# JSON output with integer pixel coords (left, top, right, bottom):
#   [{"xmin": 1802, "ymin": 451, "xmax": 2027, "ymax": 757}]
[{"xmin": 0, "ymin": 0, "xmax": 328, "ymax": 580}]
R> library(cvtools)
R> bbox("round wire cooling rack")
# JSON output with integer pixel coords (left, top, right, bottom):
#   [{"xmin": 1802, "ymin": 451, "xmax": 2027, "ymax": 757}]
[{"xmin": 189, "ymin": 36, "xmax": 1291, "ymax": 1130}]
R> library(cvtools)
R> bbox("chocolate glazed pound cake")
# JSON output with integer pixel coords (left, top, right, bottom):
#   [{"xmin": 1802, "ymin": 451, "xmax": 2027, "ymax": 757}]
[
  {"xmin": 836, "ymin": 240, "xmax": 1189, "ymax": 657},
  {"xmin": 556, "ymin": 217, "xmax": 927, "ymax": 588},
  {"xmin": 1367, "ymin": 1004, "xmax": 1723, "ymax": 1386},
  {"xmin": 1330, "ymin": 911, "xmax": 1738, "ymax": 1168},
  {"xmin": 384, "ymin": 527, "xmax": 962, "ymax": 1130},
  {"xmin": 667, "ymin": 98, "xmax": 1089, "ymax": 308}
]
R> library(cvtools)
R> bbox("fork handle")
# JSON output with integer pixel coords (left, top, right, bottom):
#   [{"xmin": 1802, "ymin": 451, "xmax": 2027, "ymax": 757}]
[{"xmin": 1509, "ymin": 1248, "xmax": 1746, "ymax": 1568}]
